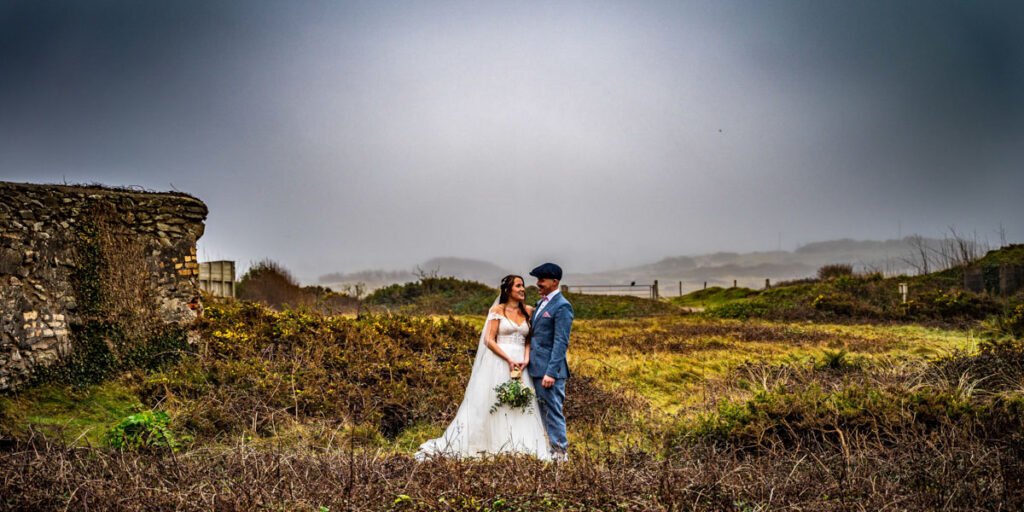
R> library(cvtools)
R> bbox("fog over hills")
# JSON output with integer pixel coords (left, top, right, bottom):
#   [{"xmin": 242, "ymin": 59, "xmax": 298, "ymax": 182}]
[
  {"xmin": 319, "ymin": 237, "xmax": 959, "ymax": 294},
  {"xmin": 319, "ymin": 257, "xmax": 512, "ymax": 292}
]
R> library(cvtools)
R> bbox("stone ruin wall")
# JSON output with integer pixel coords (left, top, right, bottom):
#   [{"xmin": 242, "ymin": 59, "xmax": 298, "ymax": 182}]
[{"xmin": 0, "ymin": 181, "xmax": 208, "ymax": 391}]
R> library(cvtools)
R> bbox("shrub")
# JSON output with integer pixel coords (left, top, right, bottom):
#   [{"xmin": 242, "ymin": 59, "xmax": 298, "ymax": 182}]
[
  {"xmin": 364, "ymin": 277, "xmax": 496, "ymax": 315},
  {"xmin": 155, "ymin": 302, "xmax": 481, "ymax": 440},
  {"xmin": 817, "ymin": 263, "xmax": 854, "ymax": 281},
  {"xmin": 706, "ymin": 301, "xmax": 772, "ymax": 320},
  {"xmin": 811, "ymin": 293, "xmax": 881, "ymax": 318},
  {"xmin": 901, "ymin": 290, "xmax": 1000, "ymax": 322},
  {"xmin": 818, "ymin": 349, "xmax": 853, "ymax": 371},
  {"xmin": 981, "ymin": 303, "xmax": 1024, "ymax": 342},
  {"xmin": 107, "ymin": 410, "xmax": 188, "ymax": 452},
  {"xmin": 237, "ymin": 259, "xmax": 303, "ymax": 306}
]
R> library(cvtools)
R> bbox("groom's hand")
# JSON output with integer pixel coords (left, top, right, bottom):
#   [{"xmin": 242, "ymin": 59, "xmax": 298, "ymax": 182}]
[{"xmin": 542, "ymin": 375, "xmax": 555, "ymax": 388}]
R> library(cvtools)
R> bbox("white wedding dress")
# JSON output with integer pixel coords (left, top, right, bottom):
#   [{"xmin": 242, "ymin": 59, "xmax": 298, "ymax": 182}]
[{"xmin": 415, "ymin": 310, "xmax": 552, "ymax": 460}]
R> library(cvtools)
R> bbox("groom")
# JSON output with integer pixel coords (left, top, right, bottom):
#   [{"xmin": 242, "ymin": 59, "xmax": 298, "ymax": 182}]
[{"xmin": 528, "ymin": 262, "xmax": 573, "ymax": 458}]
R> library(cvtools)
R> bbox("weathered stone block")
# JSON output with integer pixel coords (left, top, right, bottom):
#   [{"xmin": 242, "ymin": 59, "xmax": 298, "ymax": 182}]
[
  {"xmin": 0, "ymin": 248, "xmax": 21, "ymax": 275},
  {"xmin": 0, "ymin": 181, "xmax": 208, "ymax": 391}
]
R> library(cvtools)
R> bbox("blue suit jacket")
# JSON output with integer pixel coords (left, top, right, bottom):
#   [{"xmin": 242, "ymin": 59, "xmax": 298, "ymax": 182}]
[{"xmin": 528, "ymin": 292, "xmax": 573, "ymax": 379}]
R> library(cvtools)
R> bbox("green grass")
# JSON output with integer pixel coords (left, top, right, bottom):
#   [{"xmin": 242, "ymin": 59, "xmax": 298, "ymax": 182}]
[
  {"xmin": 975, "ymin": 243, "xmax": 1024, "ymax": 266},
  {"xmin": 669, "ymin": 286, "xmax": 761, "ymax": 308},
  {"xmin": 565, "ymin": 291, "xmax": 681, "ymax": 318},
  {"xmin": 567, "ymin": 316, "xmax": 972, "ymax": 414},
  {"xmin": 0, "ymin": 380, "xmax": 143, "ymax": 446}
]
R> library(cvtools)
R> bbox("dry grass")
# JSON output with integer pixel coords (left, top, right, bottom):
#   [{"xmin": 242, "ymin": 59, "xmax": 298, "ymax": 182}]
[{"xmin": 2, "ymin": 425, "xmax": 1020, "ymax": 511}]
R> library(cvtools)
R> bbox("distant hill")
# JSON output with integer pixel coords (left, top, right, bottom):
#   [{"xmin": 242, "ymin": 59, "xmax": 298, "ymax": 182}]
[
  {"xmin": 571, "ymin": 237, "xmax": 947, "ymax": 295},
  {"xmin": 319, "ymin": 237, "xmax": 957, "ymax": 296}
]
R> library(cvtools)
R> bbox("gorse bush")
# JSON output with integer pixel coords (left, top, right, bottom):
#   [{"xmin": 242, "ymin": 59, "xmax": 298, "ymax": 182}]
[
  {"xmin": 671, "ymin": 343, "xmax": 1024, "ymax": 453},
  {"xmin": 817, "ymin": 263, "xmax": 854, "ymax": 281},
  {"xmin": 138, "ymin": 301, "xmax": 646, "ymax": 444},
  {"xmin": 237, "ymin": 259, "xmax": 359, "ymax": 313},
  {"xmin": 152, "ymin": 302, "xmax": 482, "ymax": 440},
  {"xmin": 698, "ymin": 244, "xmax": 1024, "ymax": 325},
  {"xmin": 980, "ymin": 303, "xmax": 1024, "ymax": 343},
  {"xmin": 365, "ymin": 276, "xmax": 497, "ymax": 315}
]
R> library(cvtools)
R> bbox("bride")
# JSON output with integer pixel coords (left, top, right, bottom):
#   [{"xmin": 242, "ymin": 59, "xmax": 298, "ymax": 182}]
[{"xmin": 415, "ymin": 275, "xmax": 552, "ymax": 460}]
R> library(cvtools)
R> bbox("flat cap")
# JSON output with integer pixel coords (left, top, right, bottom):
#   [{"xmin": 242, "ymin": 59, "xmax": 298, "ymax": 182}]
[{"xmin": 529, "ymin": 262, "xmax": 563, "ymax": 280}]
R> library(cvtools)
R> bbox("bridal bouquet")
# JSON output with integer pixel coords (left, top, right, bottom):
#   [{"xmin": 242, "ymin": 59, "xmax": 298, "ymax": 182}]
[{"xmin": 491, "ymin": 379, "xmax": 534, "ymax": 413}]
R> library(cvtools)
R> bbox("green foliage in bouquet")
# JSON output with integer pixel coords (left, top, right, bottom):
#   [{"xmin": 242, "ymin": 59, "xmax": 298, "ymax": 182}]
[{"xmin": 491, "ymin": 379, "xmax": 535, "ymax": 413}]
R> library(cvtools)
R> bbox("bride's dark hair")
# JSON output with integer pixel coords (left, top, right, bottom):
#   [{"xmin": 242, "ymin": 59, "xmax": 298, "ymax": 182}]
[{"xmin": 499, "ymin": 274, "xmax": 531, "ymax": 332}]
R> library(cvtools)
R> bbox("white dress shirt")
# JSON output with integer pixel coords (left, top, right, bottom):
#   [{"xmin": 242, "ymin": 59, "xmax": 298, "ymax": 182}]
[{"xmin": 535, "ymin": 289, "xmax": 561, "ymax": 316}]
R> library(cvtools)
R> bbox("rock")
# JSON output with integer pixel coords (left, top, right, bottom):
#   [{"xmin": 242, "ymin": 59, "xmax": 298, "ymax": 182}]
[{"xmin": 0, "ymin": 248, "xmax": 21, "ymax": 275}]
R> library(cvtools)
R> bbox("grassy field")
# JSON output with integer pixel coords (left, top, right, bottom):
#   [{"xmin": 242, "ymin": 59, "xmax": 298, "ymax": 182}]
[
  {"xmin": 568, "ymin": 316, "xmax": 974, "ymax": 415},
  {"xmin": 2, "ymin": 299, "xmax": 1022, "ymax": 510}
]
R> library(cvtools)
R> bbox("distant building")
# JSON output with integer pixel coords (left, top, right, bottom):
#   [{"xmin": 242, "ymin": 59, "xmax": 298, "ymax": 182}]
[{"xmin": 199, "ymin": 260, "xmax": 236, "ymax": 298}]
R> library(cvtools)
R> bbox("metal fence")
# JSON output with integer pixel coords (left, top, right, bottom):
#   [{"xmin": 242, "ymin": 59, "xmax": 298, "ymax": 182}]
[{"xmin": 564, "ymin": 281, "xmax": 659, "ymax": 299}]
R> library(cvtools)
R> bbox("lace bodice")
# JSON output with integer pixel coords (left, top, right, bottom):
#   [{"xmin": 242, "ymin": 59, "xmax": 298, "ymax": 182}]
[{"xmin": 487, "ymin": 312, "xmax": 529, "ymax": 344}]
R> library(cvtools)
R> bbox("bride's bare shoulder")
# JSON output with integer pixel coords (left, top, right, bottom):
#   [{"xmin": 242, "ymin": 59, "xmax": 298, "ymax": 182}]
[
  {"xmin": 525, "ymin": 305, "xmax": 535, "ymax": 314},
  {"xmin": 488, "ymin": 304, "xmax": 504, "ymax": 315}
]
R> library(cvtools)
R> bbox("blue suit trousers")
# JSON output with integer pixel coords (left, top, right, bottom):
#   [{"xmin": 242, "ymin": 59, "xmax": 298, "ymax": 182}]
[{"xmin": 533, "ymin": 376, "xmax": 568, "ymax": 452}]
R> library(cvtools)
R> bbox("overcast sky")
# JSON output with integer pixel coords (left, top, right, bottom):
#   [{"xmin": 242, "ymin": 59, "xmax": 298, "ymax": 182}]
[{"xmin": 2, "ymin": 0, "xmax": 1022, "ymax": 282}]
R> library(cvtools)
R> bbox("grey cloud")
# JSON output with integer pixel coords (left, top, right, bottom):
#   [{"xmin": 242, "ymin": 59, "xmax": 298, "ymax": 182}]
[{"xmin": 1, "ymin": 1, "xmax": 1021, "ymax": 282}]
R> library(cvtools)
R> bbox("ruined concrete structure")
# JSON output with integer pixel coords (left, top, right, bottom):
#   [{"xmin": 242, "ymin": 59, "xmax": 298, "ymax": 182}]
[{"xmin": 0, "ymin": 182, "xmax": 208, "ymax": 390}]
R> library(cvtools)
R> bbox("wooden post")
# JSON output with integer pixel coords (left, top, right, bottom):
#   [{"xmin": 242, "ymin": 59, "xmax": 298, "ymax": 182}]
[
  {"xmin": 653, "ymin": 280, "xmax": 659, "ymax": 300},
  {"xmin": 733, "ymin": 279, "xmax": 737, "ymax": 288},
  {"xmin": 679, "ymin": 281, "xmax": 683, "ymax": 296},
  {"xmin": 765, "ymin": 278, "xmax": 771, "ymax": 289},
  {"xmin": 898, "ymin": 282, "xmax": 908, "ymax": 304},
  {"xmin": 703, "ymin": 281, "xmax": 707, "ymax": 290}
]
